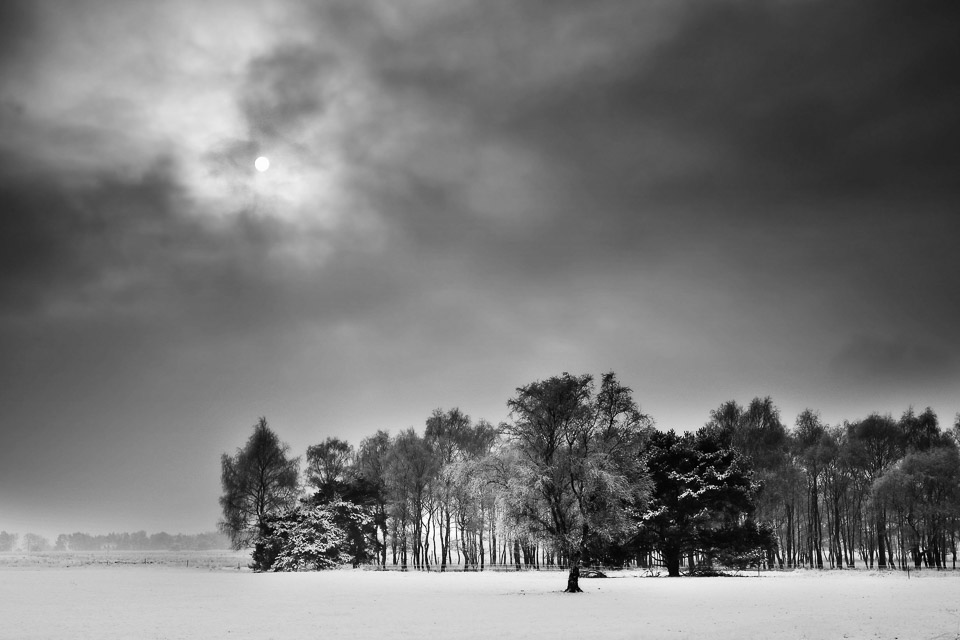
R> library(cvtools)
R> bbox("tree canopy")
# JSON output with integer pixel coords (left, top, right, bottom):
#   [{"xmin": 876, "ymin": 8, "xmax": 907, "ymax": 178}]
[{"xmin": 502, "ymin": 372, "xmax": 653, "ymax": 591}]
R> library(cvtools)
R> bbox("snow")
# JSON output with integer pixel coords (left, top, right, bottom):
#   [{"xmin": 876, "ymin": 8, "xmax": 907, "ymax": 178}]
[{"xmin": 2, "ymin": 563, "xmax": 959, "ymax": 639}]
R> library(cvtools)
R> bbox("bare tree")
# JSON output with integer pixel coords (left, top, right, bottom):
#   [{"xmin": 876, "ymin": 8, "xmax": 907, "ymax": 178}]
[
  {"xmin": 848, "ymin": 413, "xmax": 903, "ymax": 568},
  {"xmin": 386, "ymin": 428, "xmax": 437, "ymax": 570},
  {"xmin": 306, "ymin": 437, "xmax": 355, "ymax": 500},
  {"xmin": 219, "ymin": 417, "xmax": 300, "ymax": 549},
  {"xmin": 356, "ymin": 430, "xmax": 391, "ymax": 567}
]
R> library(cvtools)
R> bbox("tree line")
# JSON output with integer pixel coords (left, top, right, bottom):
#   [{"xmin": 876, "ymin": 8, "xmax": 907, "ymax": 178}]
[
  {"xmin": 219, "ymin": 371, "xmax": 960, "ymax": 591},
  {"xmin": 0, "ymin": 531, "xmax": 49, "ymax": 553},
  {"xmin": 54, "ymin": 530, "xmax": 231, "ymax": 551},
  {"xmin": 0, "ymin": 530, "xmax": 230, "ymax": 552},
  {"xmin": 700, "ymin": 400, "xmax": 960, "ymax": 572}
]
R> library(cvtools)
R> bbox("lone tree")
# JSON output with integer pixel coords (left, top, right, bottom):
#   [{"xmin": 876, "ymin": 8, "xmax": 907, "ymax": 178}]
[
  {"xmin": 503, "ymin": 372, "xmax": 652, "ymax": 592},
  {"xmin": 219, "ymin": 417, "xmax": 300, "ymax": 549}
]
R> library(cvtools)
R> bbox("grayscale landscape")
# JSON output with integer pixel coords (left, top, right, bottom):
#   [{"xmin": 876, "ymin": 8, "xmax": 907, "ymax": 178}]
[{"xmin": 2, "ymin": 0, "xmax": 959, "ymax": 638}]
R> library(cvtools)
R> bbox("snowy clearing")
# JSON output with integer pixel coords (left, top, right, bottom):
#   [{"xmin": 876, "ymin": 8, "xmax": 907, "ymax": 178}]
[{"xmin": 2, "ymin": 565, "xmax": 959, "ymax": 640}]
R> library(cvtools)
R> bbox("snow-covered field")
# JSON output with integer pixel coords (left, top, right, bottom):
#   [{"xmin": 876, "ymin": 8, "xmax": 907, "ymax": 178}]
[{"xmin": 2, "ymin": 562, "xmax": 959, "ymax": 640}]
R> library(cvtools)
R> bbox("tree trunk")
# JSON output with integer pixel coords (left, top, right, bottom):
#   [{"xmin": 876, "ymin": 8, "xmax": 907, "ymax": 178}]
[
  {"xmin": 785, "ymin": 504, "xmax": 795, "ymax": 568},
  {"xmin": 565, "ymin": 551, "xmax": 583, "ymax": 593},
  {"xmin": 441, "ymin": 509, "xmax": 451, "ymax": 572},
  {"xmin": 478, "ymin": 522, "xmax": 485, "ymax": 571},
  {"xmin": 952, "ymin": 529, "xmax": 957, "ymax": 570},
  {"xmin": 876, "ymin": 511, "xmax": 887, "ymax": 569},
  {"xmin": 489, "ymin": 512, "xmax": 496, "ymax": 570},
  {"xmin": 833, "ymin": 500, "xmax": 843, "ymax": 569},
  {"xmin": 664, "ymin": 545, "xmax": 682, "ymax": 577},
  {"xmin": 380, "ymin": 510, "xmax": 388, "ymax": 568},
  {"xmin": 811, "ymin": 477, "xmax": 823, "ymax": 569}
]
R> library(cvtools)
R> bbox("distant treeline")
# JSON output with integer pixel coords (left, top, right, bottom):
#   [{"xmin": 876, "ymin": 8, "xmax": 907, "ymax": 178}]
[
  {"xmin": 0, "ymin": 530, "xmax": 231, "ymax": 552},
  {"xmin": 56, "ymin": 530, "xmax": 232, "ymax": 551}
]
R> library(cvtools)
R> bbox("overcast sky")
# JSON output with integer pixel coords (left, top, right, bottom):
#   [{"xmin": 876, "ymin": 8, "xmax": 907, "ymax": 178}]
[{"xmin": 2, "ymin": 0, "xmax": 959, "ymax": 539}]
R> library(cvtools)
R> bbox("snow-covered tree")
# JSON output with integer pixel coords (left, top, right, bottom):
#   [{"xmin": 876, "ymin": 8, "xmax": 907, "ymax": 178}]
[
  {"xmin": 639, "ymin": 428, "xmax": 772, "ymax": 576},
  {"xmin": 502, "ymin": 372, "xmax": 652, "ymax": 592},
  {"xmin": 252, "ymin": 501, "xmax": 374, "ymax": 572}
]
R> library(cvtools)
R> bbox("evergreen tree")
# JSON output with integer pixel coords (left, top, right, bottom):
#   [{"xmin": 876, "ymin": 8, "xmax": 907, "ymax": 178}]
[
  {"xmin": 639, "ymin": 428, "xmax": 772, "ymax": 576},
  {"xmin": 252, "ymin": 501, "xmax": 375, "ymax": 571}
]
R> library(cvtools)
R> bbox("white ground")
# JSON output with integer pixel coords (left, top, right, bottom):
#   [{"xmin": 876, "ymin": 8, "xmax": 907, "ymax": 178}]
[{"xmin": 2, "ymin": 564, "xmax": 959, "ymax": 640}]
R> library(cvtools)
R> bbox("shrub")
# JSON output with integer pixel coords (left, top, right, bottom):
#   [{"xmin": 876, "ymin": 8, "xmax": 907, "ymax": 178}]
[{"xmin": 251, "ymin": 501, "xmax": 374, "ymax": 572}]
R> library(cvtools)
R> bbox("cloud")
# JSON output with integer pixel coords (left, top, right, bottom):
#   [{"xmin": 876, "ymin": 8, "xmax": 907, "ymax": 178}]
[
  {"xmin": 0, "ymin": 150, "xmax": 397, "ymax": 340},
  {"xmin": 279, "ymin": 0, "xmax": 960, "ymax": 265},
  {"xmin": 491, "ymin": 0, "xmax": 960, "ymax": 205},
  {"xmin": 1, "ymin": 0, "xmax": 958, "ymax": 392},
  {"xmin": 4, "ymin": 0, "xmax": 959, "ymax": 344},
  {"xmin": 240, "ymin": 44, "xmax": 340, "ymax": 144},
  {"xmin": 2, "ymin": 0, "xmax": 960, "ymax": 538},
  {"xmin": 0, "ymin": 158, "xmax": 188, "ymax": 317}
]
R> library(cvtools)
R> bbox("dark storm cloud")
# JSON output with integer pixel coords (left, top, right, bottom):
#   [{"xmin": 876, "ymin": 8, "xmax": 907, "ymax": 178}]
[
  {"xmin": 4, "ymin": 0, "xmax": 960, "ymax": 538},
  {"xmin": 307, "ymin": 0, "xmax": 959, "ymax": 229},
  {"xmin": 3, "ymin": 0, "xmax": 958, "ymax": 375},
  {"xmin": 288, "ymin": 0, "xmax": 960, "ymax": 335},
  {"xmin": 434, "ymin": 1, "xmax": 954, "ymax": 205},
  {"xmin": 281, "ymin": 2, "xmax": 677, "ymax": 285},
  {"xmin": 0, "ymin": 151, "xmax": 396, "ymax": 335},
  {"xmin": 626, "ymin": 0, "xmax": 960, "ymax": 201},
  {"xmin": 0, "ymin": 158, "xmax": 188, "ymax": 315},
  {"xmin": 471, "ymin": 0, "xmax": 960, "ymax": 203},
  {"xmin": 285, "ymin": 0, "xmax": 960, "ymax": 414}
]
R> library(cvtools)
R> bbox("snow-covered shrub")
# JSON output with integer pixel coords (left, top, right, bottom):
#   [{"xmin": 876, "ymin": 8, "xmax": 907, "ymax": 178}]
[{"xmin": 252, "ymin": 501, "xmax": 374, "ymax": 572}]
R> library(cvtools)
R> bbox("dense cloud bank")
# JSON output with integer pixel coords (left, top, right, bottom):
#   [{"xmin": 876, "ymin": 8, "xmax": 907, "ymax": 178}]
[{"xmin": 1, "ymin": 0, "xmax": 958, "ymax": 540}]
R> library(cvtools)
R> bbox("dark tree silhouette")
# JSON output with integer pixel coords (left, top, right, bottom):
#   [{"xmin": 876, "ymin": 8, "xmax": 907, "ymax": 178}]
[
  {"xmin": 640, "ymin": 428, "xmax": 770, "ymax": 576},
  {"xmin": 306, "ymin": 437, "xmax": 355, "ymax": 500},
  {"xmin": 356, "ymin": 430, "xmax": 391, "ymax": 567},
  {"xmin": 219, "ymin": 417, "xmax": 300, "ymax": 549},
  {"xmin": 847, "ymin": 414, "xmax": 903, "ymax": 568}
]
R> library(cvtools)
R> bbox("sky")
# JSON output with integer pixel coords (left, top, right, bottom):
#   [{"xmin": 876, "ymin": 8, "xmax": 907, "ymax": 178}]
[{"xmin": 1, "ymin": 0, "xmax": 959, "ymax": 540}]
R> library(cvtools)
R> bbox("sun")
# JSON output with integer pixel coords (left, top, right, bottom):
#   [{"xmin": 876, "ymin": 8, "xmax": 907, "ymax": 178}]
[{"xmin": 255, "ymin": 156, "xmax": 270, "ymax": 172}]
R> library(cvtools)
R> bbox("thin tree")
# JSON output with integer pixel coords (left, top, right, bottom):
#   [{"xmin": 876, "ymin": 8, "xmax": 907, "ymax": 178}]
[
  {"xmin": 425, "ymin": 407, "xmax": 472, "ymax": 571},
  {"xmin": 848, "ymin": 413, "xmax": 903, "ymax": 568},
  {"xmin": 794, "ymin": 409, "xmax": 830, "ymax": 569},
  {"xmin": 306, "ymin": 437, "xmax": 355, "ymax": 500},
  {"xmin": 356, "ymin": 430, "xmax": 391, "ymax": 567},
  {"xmin": 219, "ymin": 417, "xmax": 300, "ymax": 549},
  {"xmin": 386, "ymin": 428, "xmax": 437, "ymax": 570}
]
